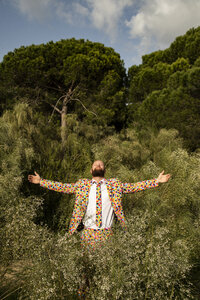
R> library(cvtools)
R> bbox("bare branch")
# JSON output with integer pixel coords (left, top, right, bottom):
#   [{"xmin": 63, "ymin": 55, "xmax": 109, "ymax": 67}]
[
  {"xmin": 48, "ymin": 84, "xmax": 97, "ymax": 124},
  {"xmin": 50, "ymin": 104, "xmax": 62, "ymax": 114},
  {"xmin": 63, "ymin": 83, "xmax": 80, "ymax": 104},
  {"xmin": 42, "ymin": 84, "xmax": 65, "ymax": 93},
  {"xmin": 70, "ymin": 98, "xmax": 98, "ymax": 117},
  {"xmin": 48, "ymin": 97, "xmax": 63, "ymax": 122},
  {"xmin": 48, "ymin": 85, "xmax": 77, "ymax": 122}
]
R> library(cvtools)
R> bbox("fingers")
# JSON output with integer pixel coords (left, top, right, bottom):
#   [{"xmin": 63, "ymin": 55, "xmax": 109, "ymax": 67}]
[
  {"xmin": 28, "ymin": 172, "xmax": 40, "ymax": 182},
  {"xmin": 28, "ymin": 174, "xmax": 33, "ymax": 182},
  {"xmin": 161, "ymin": 171, "xmax": 172, "ymax": 178},
  {"xmin": 165, "ymin": 174, "xmax": 171, "ymax": 182}
]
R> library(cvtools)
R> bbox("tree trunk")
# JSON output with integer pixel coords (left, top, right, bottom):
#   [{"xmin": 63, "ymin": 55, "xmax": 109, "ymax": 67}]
[{"xmin": 61, "ymin": 102, "xmax": 67, "ymax": 148}]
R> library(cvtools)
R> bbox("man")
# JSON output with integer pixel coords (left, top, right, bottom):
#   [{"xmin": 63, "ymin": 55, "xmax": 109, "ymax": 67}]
[{"xmin": 28, "ymin": 160, "xmax": 171, "ymax": 249}]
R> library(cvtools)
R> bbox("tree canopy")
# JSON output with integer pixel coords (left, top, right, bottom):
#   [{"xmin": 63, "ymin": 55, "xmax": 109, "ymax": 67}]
[
  {"xmin": 0, "ymin": 38, "xmax": 127, "ymax": 130},
  {"xmin": 127, "ymin": 26, "xmax": 200, "ymax": 150}
]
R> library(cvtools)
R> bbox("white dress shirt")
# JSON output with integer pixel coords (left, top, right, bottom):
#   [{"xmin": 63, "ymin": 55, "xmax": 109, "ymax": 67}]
[{"xmin": 83, "ymin": 179, "xmax": 114, "ymax": 229}]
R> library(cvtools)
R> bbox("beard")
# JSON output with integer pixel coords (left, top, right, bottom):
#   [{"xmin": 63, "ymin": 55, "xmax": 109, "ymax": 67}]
[{"xmin": 91, "ymin": 168, "xmax": 105, "ymax": 177}]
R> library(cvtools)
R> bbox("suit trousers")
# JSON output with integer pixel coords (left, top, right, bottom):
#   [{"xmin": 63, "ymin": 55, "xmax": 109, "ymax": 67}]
[{"xmin": 80, "ymin": 227, "xmax": 113, "ymax": 250}]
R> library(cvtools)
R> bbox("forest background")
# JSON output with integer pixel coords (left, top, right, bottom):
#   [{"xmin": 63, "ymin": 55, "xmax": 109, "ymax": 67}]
[{"xmin": 0, "ymin": 26, "xmax": 200, "ymax": 299}]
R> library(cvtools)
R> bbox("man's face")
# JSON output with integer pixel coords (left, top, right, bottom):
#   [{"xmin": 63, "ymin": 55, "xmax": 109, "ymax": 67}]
[{"xmin": 91, "ymin": 160, "xmax": 105, "ymax": 177}]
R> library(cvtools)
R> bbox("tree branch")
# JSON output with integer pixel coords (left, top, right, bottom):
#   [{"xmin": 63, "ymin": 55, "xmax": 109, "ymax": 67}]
[
  {"xmin": 50, "ymin": 104, "xmax": 62, "ymax": 114},
  {"xmin": 70, "ymin": 98, "xmax": 98, "ymax": 117},
  {"xmin": 48, "ymin": 98, "xmax": 63, "ymax": 123},
  {"xmin": 48, "ymin": 84, "xmax": 97, "ymax": 124},
  {"xmin": 63, "ymin": 83, "xmax": 79, "ymax": 105}
]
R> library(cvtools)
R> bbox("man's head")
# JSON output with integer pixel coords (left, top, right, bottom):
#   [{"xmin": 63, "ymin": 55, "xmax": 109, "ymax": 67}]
[{"xmin": 90, "ymin": 160, "xmax": 105, "ymax": 177}]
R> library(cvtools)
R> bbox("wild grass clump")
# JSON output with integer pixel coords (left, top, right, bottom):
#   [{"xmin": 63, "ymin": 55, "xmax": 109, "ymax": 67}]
[
  {"xmin": 19, "ymin": 233, "xmax": 83, "ymax": 299},
  {"xmin": 82, "ymin": 212, "xmax": 193, "ymax": 300}
]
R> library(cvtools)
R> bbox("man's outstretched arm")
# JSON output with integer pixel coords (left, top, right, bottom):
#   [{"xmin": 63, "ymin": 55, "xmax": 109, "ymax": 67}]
[
  {"xmin": 28, "ymin": 171, "xmax": 76, "ymax": 194},
  {"xmin": 122, "ymin": 170, "xmax": 171, "ymax": 194}
]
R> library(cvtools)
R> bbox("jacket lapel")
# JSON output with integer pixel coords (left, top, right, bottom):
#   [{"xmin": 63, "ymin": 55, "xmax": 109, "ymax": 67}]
[
  {"xmin": 82, "ymin": 180, "xmax": 92, "ymax": 210},
  {"xmin": 105, "ymin": 179, "xmax": 112, "ymax": 201}
]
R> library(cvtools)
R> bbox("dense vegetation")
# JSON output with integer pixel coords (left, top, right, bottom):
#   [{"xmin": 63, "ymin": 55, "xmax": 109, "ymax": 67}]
[
  {"xmin": 0, "ymin": 27, "xmax": 200, "ymax": 299},
  {"xmin": 128, "ymin": 27, "xmax": 200, "ymax": 151}
]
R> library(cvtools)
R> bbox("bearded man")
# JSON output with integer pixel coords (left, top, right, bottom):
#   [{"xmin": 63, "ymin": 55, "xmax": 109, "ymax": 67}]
[{"xmin": 28, "ymin": 160, "xmax": 170, "ymax": 249}]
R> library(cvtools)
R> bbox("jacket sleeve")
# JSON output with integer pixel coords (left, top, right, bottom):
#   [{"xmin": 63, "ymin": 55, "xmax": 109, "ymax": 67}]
[
  {"xmin": 40, "ymin": 179, "xmax": 76, "ymax": 194},
  {"xmin": 122, "ymin": 178, "xmax": 159, "ymax": 194}
]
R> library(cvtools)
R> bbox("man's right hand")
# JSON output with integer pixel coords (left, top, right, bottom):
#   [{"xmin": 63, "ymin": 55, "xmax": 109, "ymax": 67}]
[{"xmin": 28, "ymin": 171, "xmax": 41, "ymax": 184}]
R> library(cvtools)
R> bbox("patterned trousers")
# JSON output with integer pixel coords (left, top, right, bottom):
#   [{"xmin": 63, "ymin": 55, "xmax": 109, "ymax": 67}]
[
  {"xmin": 80, "ymin": 227, "xmax": 113, "ymax": 250},
  {"xmin": 78, "ymin": 227, "xmax": 113, "ymax": 298}
]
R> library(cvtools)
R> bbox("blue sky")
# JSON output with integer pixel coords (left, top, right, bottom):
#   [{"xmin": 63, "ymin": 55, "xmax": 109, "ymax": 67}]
[{"xmin": 0, "ymin": 0, "xmax": 200, "ymax": 69}]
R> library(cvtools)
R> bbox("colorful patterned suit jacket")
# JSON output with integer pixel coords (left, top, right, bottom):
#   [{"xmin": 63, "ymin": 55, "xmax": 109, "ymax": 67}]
[{"xmin": 40, "ymin": 178, "xmax": 159, "ymax": 234}]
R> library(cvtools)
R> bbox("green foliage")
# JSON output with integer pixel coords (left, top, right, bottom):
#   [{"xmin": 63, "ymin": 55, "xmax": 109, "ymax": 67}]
[
  {"xmin": 20, "ymin": 233, "xmax": 83, "ymax": 300},
  {"xmin": 128, "ymin": 63, "xmax": 171, "ymax": 102},
  {"xmin": 0, "ymin": 104, "xmax": 45, "ymax": 298},
  {"xmin": 91, "ymin": 128, "xmax": 200, "ymax": 298},
  {"xmin": 142, "ymin": 27, "xmax": 200, "ymax": 66},
  {"xmin": 136, "ymin": 85, "xmax": 200, "ymax": 150},
  {"xmin": 128, "ymin": 27, "xmax": 200, "ymax": 150},
  {"xmin": 128, "ymin": 57, "xmax": 191, "ymax": 103},
  {"xmin": 19, "ymin": 213, "xmax": 194, "ymax": 300},
  {"xmin": 0, "ymin": 39, "xmax": 126, "ymax": 130},
  {"xmin": 1, "ymin": 101, "xmax": 200, "ymax": 298},
  {"xmin": 84, "ymin": 214, "xmax": 192, "ymax": 300}
]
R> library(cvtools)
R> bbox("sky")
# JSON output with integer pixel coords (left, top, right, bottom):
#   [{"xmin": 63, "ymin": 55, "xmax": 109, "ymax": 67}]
[{"xmin": 0, "ymin": 0, "xmax": 200, "ymax": 69}]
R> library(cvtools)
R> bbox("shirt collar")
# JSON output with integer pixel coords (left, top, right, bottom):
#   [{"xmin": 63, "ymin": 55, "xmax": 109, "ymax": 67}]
[{"xmin": 92, "ymin": 178, "xmax": 106, "ymax": 184}]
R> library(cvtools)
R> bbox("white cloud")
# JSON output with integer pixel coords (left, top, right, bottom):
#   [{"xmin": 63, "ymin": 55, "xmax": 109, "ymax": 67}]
[
  {"xmin": 11, "ymin": 0, "xmax": 134, "ymax": 39},
  {"xmin": 54, "ymin": 1, "xmax": 74, "ymax": 24},
  {"xmin": 74, "ymin": 2, "xmax": 89, "ymax": 17},
  {"xmin": 12, "ymin": 0, "xmax": 88, "ymax": 24},
  {"xmin": 86, "ymin": 0, "xmax": 133, "ymax": 40},
  {"xmin": 55, "ymin": 1, "xmax": 89, "ymax": 24},
  {"xmin": 126, "ymin": 0, "xmax": 200, "ymax": 56},
  {"xmin": 13, "ymin": 0, "xmax": 53, "ymax": 21}
]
